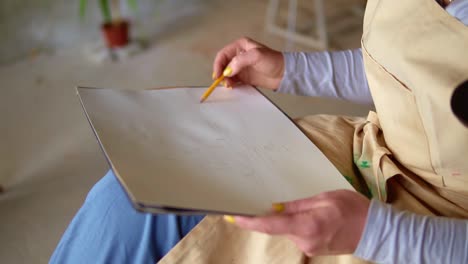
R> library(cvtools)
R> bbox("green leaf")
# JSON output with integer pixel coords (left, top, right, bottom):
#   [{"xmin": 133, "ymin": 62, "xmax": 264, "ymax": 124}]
[
  {"xmin": 127, "ymin": 0, "xmax": 137, "ymax": 11},
  {"xmin": 79, "ymin": 0, "xmax": 87, "ymax": 19},
  {"xmin": 99, "ymin": 0, "xmax": 112, "ymax": 23}
]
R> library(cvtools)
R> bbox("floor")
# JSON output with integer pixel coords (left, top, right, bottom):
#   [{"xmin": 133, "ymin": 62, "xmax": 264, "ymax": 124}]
[{"xmin": 0, "ymin": 0, "xmax": 371, "ymax": 262}]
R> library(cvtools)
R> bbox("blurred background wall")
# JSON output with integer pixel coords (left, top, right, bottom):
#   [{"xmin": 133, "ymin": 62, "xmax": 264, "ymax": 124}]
[
  {"xmin": 0, "ymin": 0, "xmax": 364, "ymax": 65},
  {"xmin": 0, "ymin": 0, "xmax": 208, "ymax": 64}
]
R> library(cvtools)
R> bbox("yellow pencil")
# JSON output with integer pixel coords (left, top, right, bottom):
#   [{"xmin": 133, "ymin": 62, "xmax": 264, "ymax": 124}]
[{"xmin": 199, "ymin": 75, "xmax": 225, "ymax": 103}]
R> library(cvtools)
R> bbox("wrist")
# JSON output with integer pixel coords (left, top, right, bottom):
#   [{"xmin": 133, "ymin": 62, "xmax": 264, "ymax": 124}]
[
  {"xmin": 354, "ymin": 199, "xmax": 397, "ymax": 262},
  {"xmin": 274, "ymin": 52, "xmax": 285, "ymax": 89},
  {"xmin": 274, "ymin": 52, "xmax": 295, "ymax": 92}
]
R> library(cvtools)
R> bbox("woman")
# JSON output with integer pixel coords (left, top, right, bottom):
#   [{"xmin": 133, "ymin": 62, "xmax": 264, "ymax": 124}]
[{"xmin": 51, "ymin": 0, "xmax": 468, "ymax": 263}]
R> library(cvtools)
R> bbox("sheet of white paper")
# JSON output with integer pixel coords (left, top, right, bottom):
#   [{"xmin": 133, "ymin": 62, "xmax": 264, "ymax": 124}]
[{"xmin": 78, "ymin": 86, "xmax": 351, "ymax": 215}]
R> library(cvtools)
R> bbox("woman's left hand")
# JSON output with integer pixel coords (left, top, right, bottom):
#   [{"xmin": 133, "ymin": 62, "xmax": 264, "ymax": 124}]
[{"xmin": 228, "ymin": 190, "xmax": 370, "ymax": 257}]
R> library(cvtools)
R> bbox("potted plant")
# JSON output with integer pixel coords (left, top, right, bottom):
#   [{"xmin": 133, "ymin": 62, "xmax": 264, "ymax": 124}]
[{"xmin": 80, "ymin": 0, "xmax": 137, "ymax": 48}]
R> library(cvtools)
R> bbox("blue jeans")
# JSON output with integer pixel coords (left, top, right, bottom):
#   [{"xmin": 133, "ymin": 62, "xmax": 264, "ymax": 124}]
[{"xmin": 50, "ymin": 170, "xmax": 204, "ymax": 263}]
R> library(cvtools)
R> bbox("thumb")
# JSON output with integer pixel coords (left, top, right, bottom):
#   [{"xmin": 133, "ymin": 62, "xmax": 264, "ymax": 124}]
[
  {"xmin": 223, "ymin": 48, "xmax": 262, "ymax": 77},
  {"xmin": 276, "ymin": 193, "xmax": 335, "ymax": 214},
  {"xmin": 232, "ymin": 213, "xmax": 296, "ymax": 235}
]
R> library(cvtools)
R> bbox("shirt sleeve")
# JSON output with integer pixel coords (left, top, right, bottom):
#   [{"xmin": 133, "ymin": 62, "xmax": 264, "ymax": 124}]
[
  {"xmin": 446, "ymin": 0, "xmax": 468, "ymax": 25},
  {"xmin": 277, "ymin": 49, "xmax": 373, "ymax": 105},
  {"xmin": 354, "ymin": 199, "xmax": 468, "ymax": 264}
]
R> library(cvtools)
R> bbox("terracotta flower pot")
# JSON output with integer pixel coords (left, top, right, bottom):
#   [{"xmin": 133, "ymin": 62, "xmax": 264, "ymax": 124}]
[{"xmin": 101, "ymin": 20, "xmax": 130, "ymax": 48}]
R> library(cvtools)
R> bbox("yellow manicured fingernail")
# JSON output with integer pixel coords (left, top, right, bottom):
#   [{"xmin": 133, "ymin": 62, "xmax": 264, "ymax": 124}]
[
  {"xmin": 223, "ymin": 66, "xmax": 233, "ymax": 77},
  {"xmin": 272, "ymin": 203, "xmax": 285, "ymax": 213},
  {"xmin": 212, "ymin": 71, "xmax": 216, "ymax": 80},
  {"xmin": 223, "ymin": 215, "xmax": 235, "ymax": 223}
]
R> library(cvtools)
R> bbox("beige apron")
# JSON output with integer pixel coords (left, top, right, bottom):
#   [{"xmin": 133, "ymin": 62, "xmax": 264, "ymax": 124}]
[{"xmin": 159, "ymin": 0, "xmax": 468, "ymax": 262}]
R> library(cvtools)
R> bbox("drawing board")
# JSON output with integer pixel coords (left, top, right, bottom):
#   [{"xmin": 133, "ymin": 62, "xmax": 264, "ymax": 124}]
[{"xmin": 78, "ymin": 86, "xmax": 352, "ymax": 215}]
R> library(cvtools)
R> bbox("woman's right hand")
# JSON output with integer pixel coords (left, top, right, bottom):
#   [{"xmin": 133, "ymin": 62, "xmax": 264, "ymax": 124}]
[{"xmin": 212, "ymin": 37, "xmax": 285, "ymax": 90}]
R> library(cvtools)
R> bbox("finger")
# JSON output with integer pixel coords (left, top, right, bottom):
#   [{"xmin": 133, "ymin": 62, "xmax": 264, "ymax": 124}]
[
  {"xmin": 225, "ymin": 49, "xmax": 245, "ymax": 87},
  {"xmin": 223, "ymin": 48, "xmax": 262, "ymax": 78},
  {"xmin": 231, "ymin": 210, "xmax": 324, "ymax": 237},
  {"xmin": 227, "ymin": 75, "xmax": 245, "ymax": 87},
  {"xmin": 224, "ymin": 77, "xmax": 238, "ymax": 88},
  {"xmin": 275, "ymin": 193, "xmax": 335, "ymax": 214},
  {"xmin": 213, "ymin": 48, "xmax": 236, "ymax": 79},
  {"xmin": 233, "ymin": 214, "xmax": 296, "ymax": 235},
  {"xmin": 212, "ymin": 38, "xmax": 248, "ymax": 78},
  {"xmin": 212, "ymin": 37, "xmax": 261, "ymax": 78}
]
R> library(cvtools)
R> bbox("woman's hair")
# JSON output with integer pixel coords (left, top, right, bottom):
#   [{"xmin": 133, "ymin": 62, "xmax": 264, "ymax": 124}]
[
  {"xmin": 436, "ymin": 0, "xmax": 453, "ymax": 7},
  {"xmin": 451, "ymin": 80, "xmax": 468, "ymax": 127}
]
